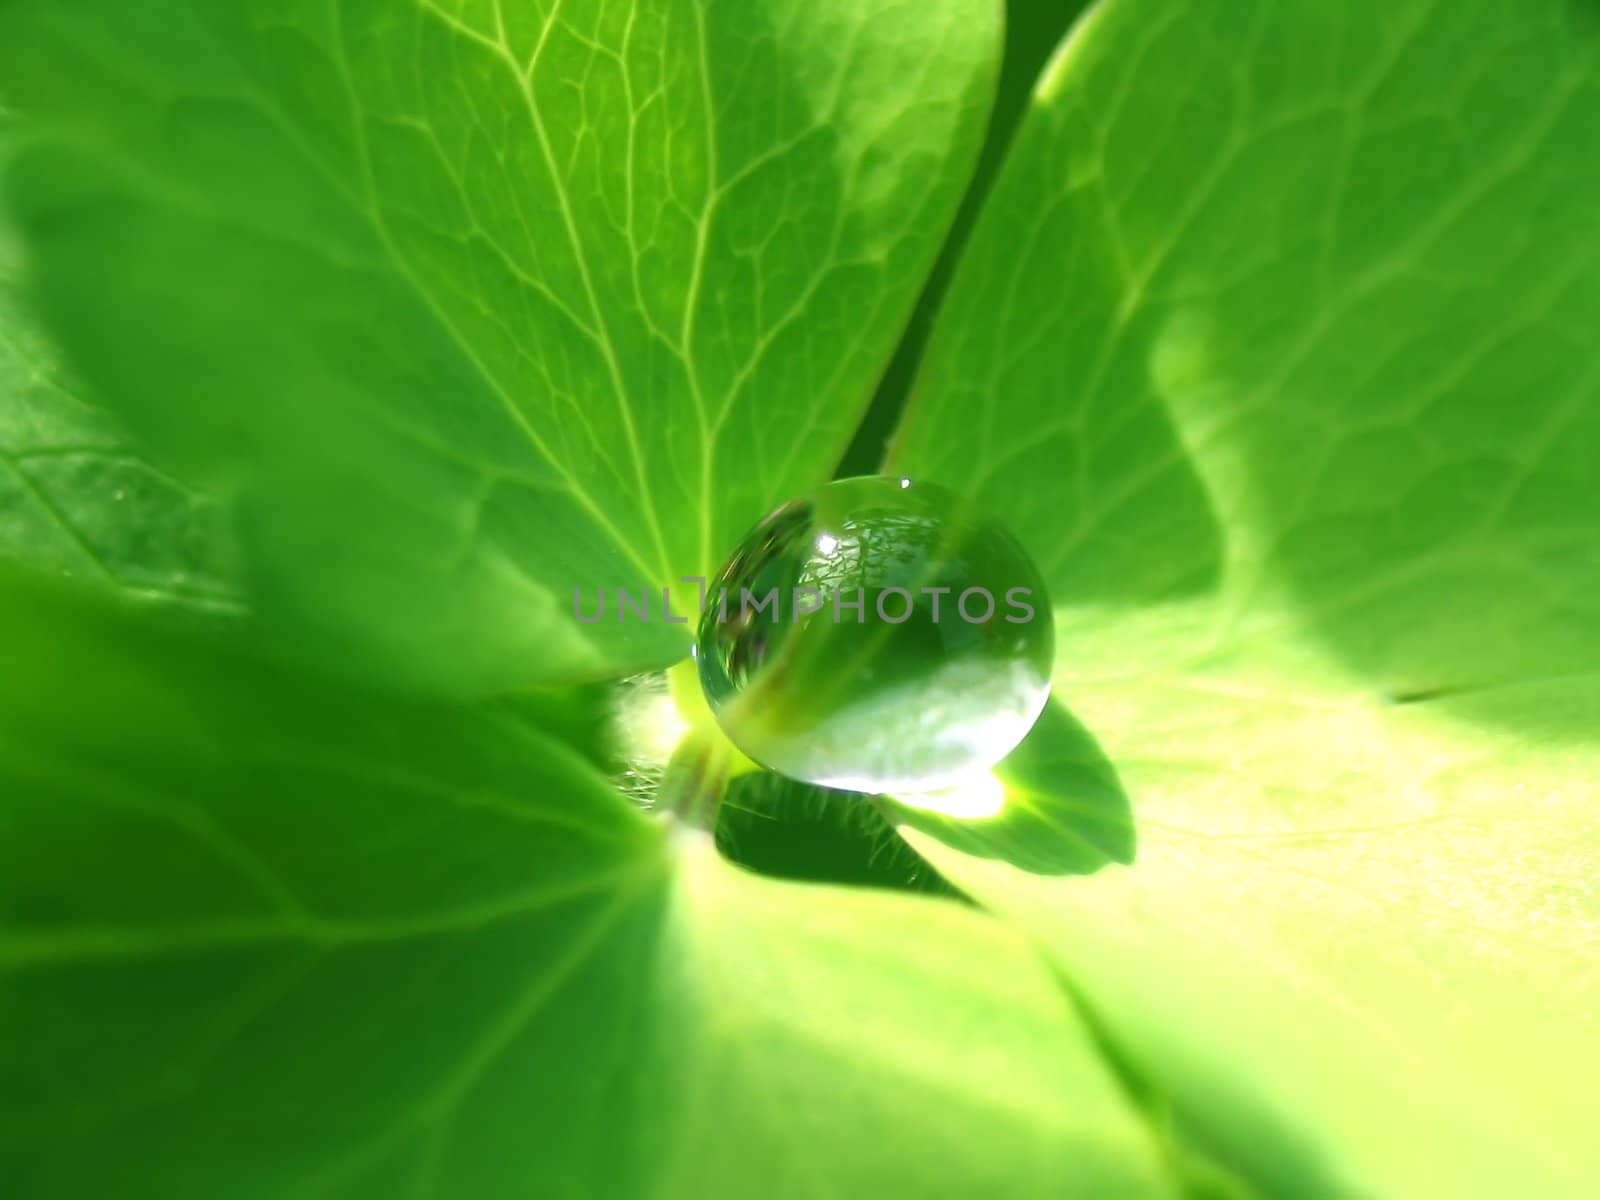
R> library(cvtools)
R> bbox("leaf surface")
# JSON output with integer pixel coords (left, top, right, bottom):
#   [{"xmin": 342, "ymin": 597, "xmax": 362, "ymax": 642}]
[
  {"xmin": 0, "ymin": 574, "xmax": 1178, "ymax": 1200},
  {"xmin": 891, "ymin": 1, "xmax": 1600, "ymax": 1195},
  {"xmin": 0, "ymin": 0, "xmax": 1000, "ymax": 692},
  {"xmin": 0, "ymin": 223, "xmax": 236, "ymax": 610},
  {"xmin": 884, "ymin": 697, "xmax": 1135, "ymax": 877}
]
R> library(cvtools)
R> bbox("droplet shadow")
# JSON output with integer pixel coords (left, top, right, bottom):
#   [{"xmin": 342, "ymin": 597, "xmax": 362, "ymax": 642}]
[
  {"xmin": 881, "ymin": 697, "xmax": 1135, "ymax": 877},
  {"xmin": 714, "ymin": 770, "xmax": 962, "ymax": 899}
]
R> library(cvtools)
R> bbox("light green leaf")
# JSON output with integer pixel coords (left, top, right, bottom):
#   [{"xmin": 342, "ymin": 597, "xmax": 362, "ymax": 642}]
[
  {"xmin": 892, "ymin": 0, "xmax": 1600, "ymax": 1195},
  {"xmin": 0, "ymin": 0, "xmax": 999, "ymax": 693},
  {"xmin": 0, "ymin": 574, "xmax": 1177, "ymax": 1200},
  {"xmin": 0, "ymin": 222, "xmax": 237, "ymax": 610}
]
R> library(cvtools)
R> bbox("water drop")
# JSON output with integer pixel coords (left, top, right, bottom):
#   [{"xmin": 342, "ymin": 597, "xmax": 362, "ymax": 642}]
[{"xmin": 696, "ymin": 475, "xmax": 1053, "ymax": 794}]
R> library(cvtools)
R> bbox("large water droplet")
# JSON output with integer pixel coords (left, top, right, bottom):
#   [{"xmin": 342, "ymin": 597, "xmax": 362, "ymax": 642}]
[{"xmin": 696, "ymin": 475, "xmax": 1053, "ymax": 794}]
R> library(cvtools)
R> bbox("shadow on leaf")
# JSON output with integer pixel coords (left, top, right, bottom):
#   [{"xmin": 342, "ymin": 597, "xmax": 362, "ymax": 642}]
[
  {"xmin": 880, "ymin": 699, "xmax": 1134, "ymax": 877},
  {"xmin": 715, "ymin": 771, "xmax": 961, "ymax": 899}
]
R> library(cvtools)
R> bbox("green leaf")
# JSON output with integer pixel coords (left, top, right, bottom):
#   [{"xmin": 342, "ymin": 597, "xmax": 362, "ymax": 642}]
[
  {"xmin": 839, "ymin": 0, "xmax": 1095, "ymax": 475},
  {"xmin": 0, "ymin": 574, "xmax": 1177, "ymax": 1200},
  {"xmin": 0, "ymin": 0, "xmax": 1000, "ymax": 694},
  {"xmin": 892, "ymin": 0, "xmax": 1600, "ymax": 1195},
  {"xmin": 0, "ymin": 221, "xmax": 237, "ymax": 610},
  {"xmin": 883, "ymin": 697, "xmax": 1135, "ymax": 877}
]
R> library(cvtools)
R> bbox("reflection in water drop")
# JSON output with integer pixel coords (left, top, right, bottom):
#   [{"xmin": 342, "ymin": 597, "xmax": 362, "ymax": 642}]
[{"xmin": 696, "ymin": 475, "xmax": 1054, "ymax": 794}]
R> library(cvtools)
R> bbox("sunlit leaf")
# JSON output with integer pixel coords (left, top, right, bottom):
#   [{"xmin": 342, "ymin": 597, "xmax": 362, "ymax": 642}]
[{"xmin": 893, "ymin": 1, "xmax": 1600, "ymax": 1195}]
